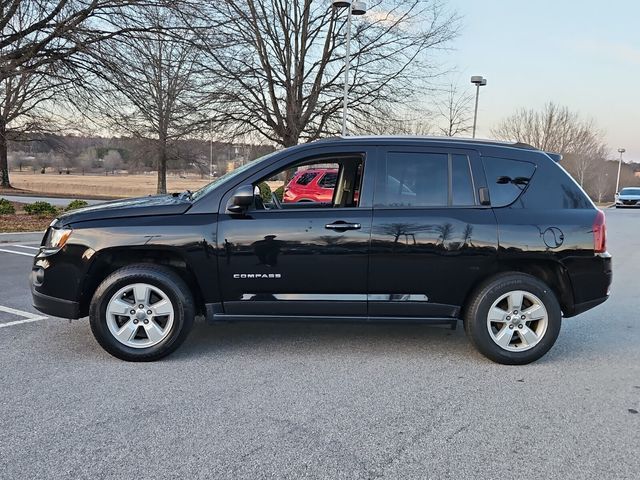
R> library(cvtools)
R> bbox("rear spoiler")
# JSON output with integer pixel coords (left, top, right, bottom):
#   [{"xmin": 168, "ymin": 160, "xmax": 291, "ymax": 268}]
[{"xmin": 546, "ymin": 152, "xmax": 562, "ymax": 162}]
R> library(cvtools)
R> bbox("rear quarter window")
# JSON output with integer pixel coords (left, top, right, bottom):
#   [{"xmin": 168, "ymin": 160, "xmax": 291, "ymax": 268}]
[
  {"xmin": 482, "ymin": 157, "xmax": 536, "ymax": 207},
  {"xmin": 483, "ymin": 156, "xmax": 593, "ymax": 209}
]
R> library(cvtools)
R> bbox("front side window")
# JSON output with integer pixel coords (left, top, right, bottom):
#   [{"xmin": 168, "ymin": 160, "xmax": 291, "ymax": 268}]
[{"xmin": 254, "ymin": 155, "xmax": 363, "ymax": 209}]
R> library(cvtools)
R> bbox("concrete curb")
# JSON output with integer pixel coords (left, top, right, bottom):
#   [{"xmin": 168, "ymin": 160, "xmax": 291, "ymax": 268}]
[{"xmin": 0, "ymin": 232, "xmax": 44, "ymax": 244}]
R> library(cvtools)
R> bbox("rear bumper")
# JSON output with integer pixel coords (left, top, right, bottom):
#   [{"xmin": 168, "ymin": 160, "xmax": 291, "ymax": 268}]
[
  {"xmin": 564, "ymin": 252, "xmax": 612, "ymax": 318},
  {"xmin": 31, "ymin": 283, "xmax": 81, "ymax": 319},
  {"xmin": 570, "ymin": 296, "xmax": 609, "ymax": 317}
]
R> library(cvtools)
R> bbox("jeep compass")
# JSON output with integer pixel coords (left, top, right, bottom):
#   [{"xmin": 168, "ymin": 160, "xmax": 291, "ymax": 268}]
[{"xmin": 30, "ymin": 137, "xmax": 612, "ymax": 364}]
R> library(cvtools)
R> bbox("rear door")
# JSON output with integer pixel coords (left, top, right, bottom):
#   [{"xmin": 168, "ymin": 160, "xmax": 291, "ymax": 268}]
[{"xmin": 368, "ymin": 146, "xmax": 498, "ymax": 318}]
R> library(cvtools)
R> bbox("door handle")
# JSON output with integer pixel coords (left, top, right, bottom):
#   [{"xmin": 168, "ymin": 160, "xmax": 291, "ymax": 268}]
[{"xmin": 325, "ymin": 221, "xmax": 361, "ymax": 231}]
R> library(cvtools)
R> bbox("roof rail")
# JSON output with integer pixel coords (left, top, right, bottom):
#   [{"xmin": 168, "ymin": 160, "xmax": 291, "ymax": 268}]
[{"xmin": 546, "ymin": 152, "xmax": 562, "ymax": 162}]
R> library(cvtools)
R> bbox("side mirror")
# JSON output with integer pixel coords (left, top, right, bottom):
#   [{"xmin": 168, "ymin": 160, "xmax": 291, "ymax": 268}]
[{"xmin": 227, "ymin": 184, "xmax": 254, "ymax": 214}]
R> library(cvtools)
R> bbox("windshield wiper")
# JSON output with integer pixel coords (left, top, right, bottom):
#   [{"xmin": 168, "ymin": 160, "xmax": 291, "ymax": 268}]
[{"xmin": 176, "ymin": 190, "xmax": 192, "ymax": 200}]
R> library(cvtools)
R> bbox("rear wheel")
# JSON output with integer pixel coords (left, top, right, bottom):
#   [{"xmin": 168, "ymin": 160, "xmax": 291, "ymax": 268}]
[
  {"xmin": 89, "ymin": 264, "xmax": 194, "ymax": 361},
  {"xmin": 464, "ymin": 273, "xmax": 561, "ymax": 365}
]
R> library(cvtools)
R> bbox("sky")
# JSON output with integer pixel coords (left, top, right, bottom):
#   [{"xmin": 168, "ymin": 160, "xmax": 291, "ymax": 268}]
[{"xmin": 443, "ymin": 0, "xmax": 640, "ymax": 162}]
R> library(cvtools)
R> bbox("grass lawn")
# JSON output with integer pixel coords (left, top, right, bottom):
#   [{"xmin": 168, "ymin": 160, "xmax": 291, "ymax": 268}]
[{"xmin": 7, "ymin": 172, "xmax": 212, "ymax": 199}]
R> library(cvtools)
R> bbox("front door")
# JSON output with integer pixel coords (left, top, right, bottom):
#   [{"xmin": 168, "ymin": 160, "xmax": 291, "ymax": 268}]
[{"xmin": 217, "ymin": 146, "xmax": 374, "ymax": 317}]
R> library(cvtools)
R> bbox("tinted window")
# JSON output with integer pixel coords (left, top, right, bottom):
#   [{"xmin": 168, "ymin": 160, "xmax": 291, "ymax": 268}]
[
  {"xmin": 379, "ymin": 152, "xmax": 448, "ymax": 207},
  {"xmin": 482, "ymin": 157, "xmax": 536, "ymax": 207},
  {"xmin": 318, "ymin": 172, "xmax": 338, "ymax": 188},
  {"xmin": 452, "ymin": 154, "xmax": 475, "ymax": 206},
  {"xmin": 296, "ymin": 172, "xmax": 317, "ymax": 186},
  {"xmin": 621, "ymin": 188, "xmax": 640, "ymax": 195}
]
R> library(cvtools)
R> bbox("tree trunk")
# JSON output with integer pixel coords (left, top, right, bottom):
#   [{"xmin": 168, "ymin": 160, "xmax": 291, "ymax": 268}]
[
  {"xmin": 157, "ymin": 136, "xmax": 167, "ymax": 194},
  {"xmin": 0, "ymin": 119, "xmax": 11, "ymax": 188},
  {"xmin": 281, "ymin": 134, "xmax": 299, "ymax": 185}
]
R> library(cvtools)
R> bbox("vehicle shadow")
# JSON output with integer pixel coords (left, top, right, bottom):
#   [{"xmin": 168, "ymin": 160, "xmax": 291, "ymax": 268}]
[{"xmin": 171, "ymin": 319, "xmax": 473, "ymax": 362}]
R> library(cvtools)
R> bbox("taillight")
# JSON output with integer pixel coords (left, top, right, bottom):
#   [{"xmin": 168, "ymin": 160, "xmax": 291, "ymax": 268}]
[{"xmin": 593, "ymin": 209, "xmax": 606, "ymax": 253}]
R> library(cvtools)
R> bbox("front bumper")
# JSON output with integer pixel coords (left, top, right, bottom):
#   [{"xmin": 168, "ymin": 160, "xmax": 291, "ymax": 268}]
[
  {"xmin": 615, "ymin": 199, "xmax": 640, "ymax": 207},
  {"xmin": 31, "ymin": 284, "xmax": 81, "ymax": 319},
  {"xmin": 30, "ymin": 254, "xmax": 84, "ymax": 319}
]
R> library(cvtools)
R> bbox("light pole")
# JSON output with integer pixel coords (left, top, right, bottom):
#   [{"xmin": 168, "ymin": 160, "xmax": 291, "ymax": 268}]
[
  {"xmin": 470, "ymin": 75, "xmax": 487, "ymax": 138},
  {"xmin": 615, "ymin": 147, "xmax": 626, "ymax": 194},
  {"xmin": 333, "ymin": 0, "xmax": 367, "ymax": 136},
  {"xmin": 209, "ymin": 119, "xmax": 213, "ymax": 177}
]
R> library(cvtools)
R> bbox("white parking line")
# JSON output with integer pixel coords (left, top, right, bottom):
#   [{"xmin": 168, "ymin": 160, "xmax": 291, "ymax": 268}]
[
  {"xmin": 0, "ymin": 248, "xmax": 34, "ymax": 257},
  {"xmin": 11, "ymin": 245, "xmax": 40, "ymax": 250},
  {"xmin": 0, "ymin": 305, "xmax": 47, "ymax": 328}
]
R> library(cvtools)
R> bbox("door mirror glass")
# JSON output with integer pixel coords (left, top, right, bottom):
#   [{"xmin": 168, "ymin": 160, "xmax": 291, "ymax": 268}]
[{"xmin": 227, "ymin": 184, "xmax": 254, "ymax": 213}]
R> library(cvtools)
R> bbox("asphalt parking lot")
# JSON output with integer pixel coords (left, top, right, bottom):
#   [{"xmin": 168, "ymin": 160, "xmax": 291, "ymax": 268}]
[{"xmin": 1, "ymin": 209, "xmax": 638, "ymax": 480}]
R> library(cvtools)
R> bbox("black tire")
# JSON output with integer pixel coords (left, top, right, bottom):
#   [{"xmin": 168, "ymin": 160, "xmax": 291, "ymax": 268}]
[
  {"xmin": 464, "ymin": 273, "xmax": 561, "ymax": 365},
  {"xmin": 89, "ymin": 264, "xmax": 194, "ymax": 361}
]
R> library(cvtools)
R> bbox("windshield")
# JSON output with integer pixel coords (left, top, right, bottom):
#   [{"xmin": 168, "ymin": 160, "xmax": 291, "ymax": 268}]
[
  {"xmin": 191, "ymin": 150, "xmax": 279, "ymax": 200},
  {"xmin": 620, "ymin": 188, "xmax": 640, "ymax": 196}
]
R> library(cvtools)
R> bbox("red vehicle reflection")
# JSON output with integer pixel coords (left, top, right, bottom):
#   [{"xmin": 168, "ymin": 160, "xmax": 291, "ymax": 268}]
[{"xmin": 283, "ymin": 168, "xmax": 338, "ymax": 203}]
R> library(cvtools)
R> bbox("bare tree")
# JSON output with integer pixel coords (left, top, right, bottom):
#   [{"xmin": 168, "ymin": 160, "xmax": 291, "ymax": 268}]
[
  {"xmin": 0, "ymin": 0, "xmax": 155, "ymax": 188},
  {"xmin": 492, "ymin": 103, "xmax": 609, "ymax": 188},
  {"xmin": 186, "ymin": 0, "xmax": 459, "ymax": 147},
  {"xmin": 103, "ymin": 149, "xmax": 123, "ymax": 174},
  {"xmin": 435, "ymin": 82, "xmax": 473, "ymax": 137},
  {"xmin": 74, "ymin": 6, "xmax": 210, "ymax": 193},
  {"xmin": 363, "ymin": 106, "xmax": 434, "ymax": 136},
  {"xmin": 591, "ymin": 160, "xmax": 616, "ymax": 203}
]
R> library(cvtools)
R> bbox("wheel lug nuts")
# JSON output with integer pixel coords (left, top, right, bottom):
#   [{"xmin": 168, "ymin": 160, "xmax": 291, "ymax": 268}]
[
  {"xmin": 514, "ymin": 310, "xmax": 518, "ymax": 314},
  {"xmin": 518, "ymin": 324, "xmax": 523, "ymax": 329},
  {"xmin": 138, "ymin": 304, "xmax": 144, "ymax": 308},
  {"xmin": 506, "ymin": 316, "xmax": 511, "ymax": 321},
  {"xmin": 509, "ymin": 324, "xmax": 515, "ymax": 329},
  {"xmin": 143, "ymin": 319, "xmax": 149, "ymax": 324},
  {"xmin": 130, "ymin": 310, "xmax": 135, "ymax": 314},
  {"xmin": 521, "ymin": 315, "xmax": 526, "ymax": 320},
  {"xmin": 147, "ymin": 310, "xmax": 152, "ymax": 315},
  {"xmin": 133, "ymin": 319, "xmax": 138, "ymax": 324}
]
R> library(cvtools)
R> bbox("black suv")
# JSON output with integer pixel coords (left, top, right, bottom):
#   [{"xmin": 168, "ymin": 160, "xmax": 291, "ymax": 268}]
[{"xmin": 30, "ymin": 137, "xmax": 612, "ymax": 364}]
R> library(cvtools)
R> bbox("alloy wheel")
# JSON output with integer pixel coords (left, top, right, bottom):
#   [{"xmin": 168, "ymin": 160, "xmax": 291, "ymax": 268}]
[
  {"xmin": 486, "ymin": 290, "xmax": 549, "ymax": 352},
  {"xmin": 105, "ymin": 283, "xmax": 175, "ymax": 348}
]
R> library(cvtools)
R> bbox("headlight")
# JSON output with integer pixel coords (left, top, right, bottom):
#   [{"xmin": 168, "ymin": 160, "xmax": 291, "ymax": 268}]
[{"xmin": 45, "ymin": 227, "xmax": 73, "ymax": 249}]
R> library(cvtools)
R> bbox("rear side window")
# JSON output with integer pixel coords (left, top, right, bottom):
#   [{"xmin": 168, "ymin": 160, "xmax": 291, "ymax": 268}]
[
  {"xmin": 482, "ymin": 157, "xmax": 536, "ymax": 207},
  {"xmin": 451, "ymin": 154, "xmax": 475, "ymax": 206},
  {"xmin": 375, "ymin": 151, "xmax": 476, "ymax": 208},
  {"xmin": 295, "ymin": 172, "xmax": 317, "ymax": 186},
  {"xmin": 380, "ymin": 152, "xmax": 448, "ymax": 207}
]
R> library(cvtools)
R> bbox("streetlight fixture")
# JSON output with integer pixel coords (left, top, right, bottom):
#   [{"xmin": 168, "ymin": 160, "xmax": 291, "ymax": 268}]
[
  {"xmin": 470, "ymin": 75, "xmax": 487, "ymax": 138},
  {"xmin": 615, "ymin": 147, "xmax": 626, "ymax": 195},
  {"xmin": 333, "ymin": 0, "xmax": 367, "ymax": 136}
]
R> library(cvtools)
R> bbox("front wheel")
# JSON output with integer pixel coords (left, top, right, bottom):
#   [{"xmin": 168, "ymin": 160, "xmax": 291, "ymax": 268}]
[
  {"xmin": 464, "ymin": 273, "xmax": 561, "ymax": 365},
  {"xmin": 89, "ymin": 264, "xmax": 194, "ymax": 361}
]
